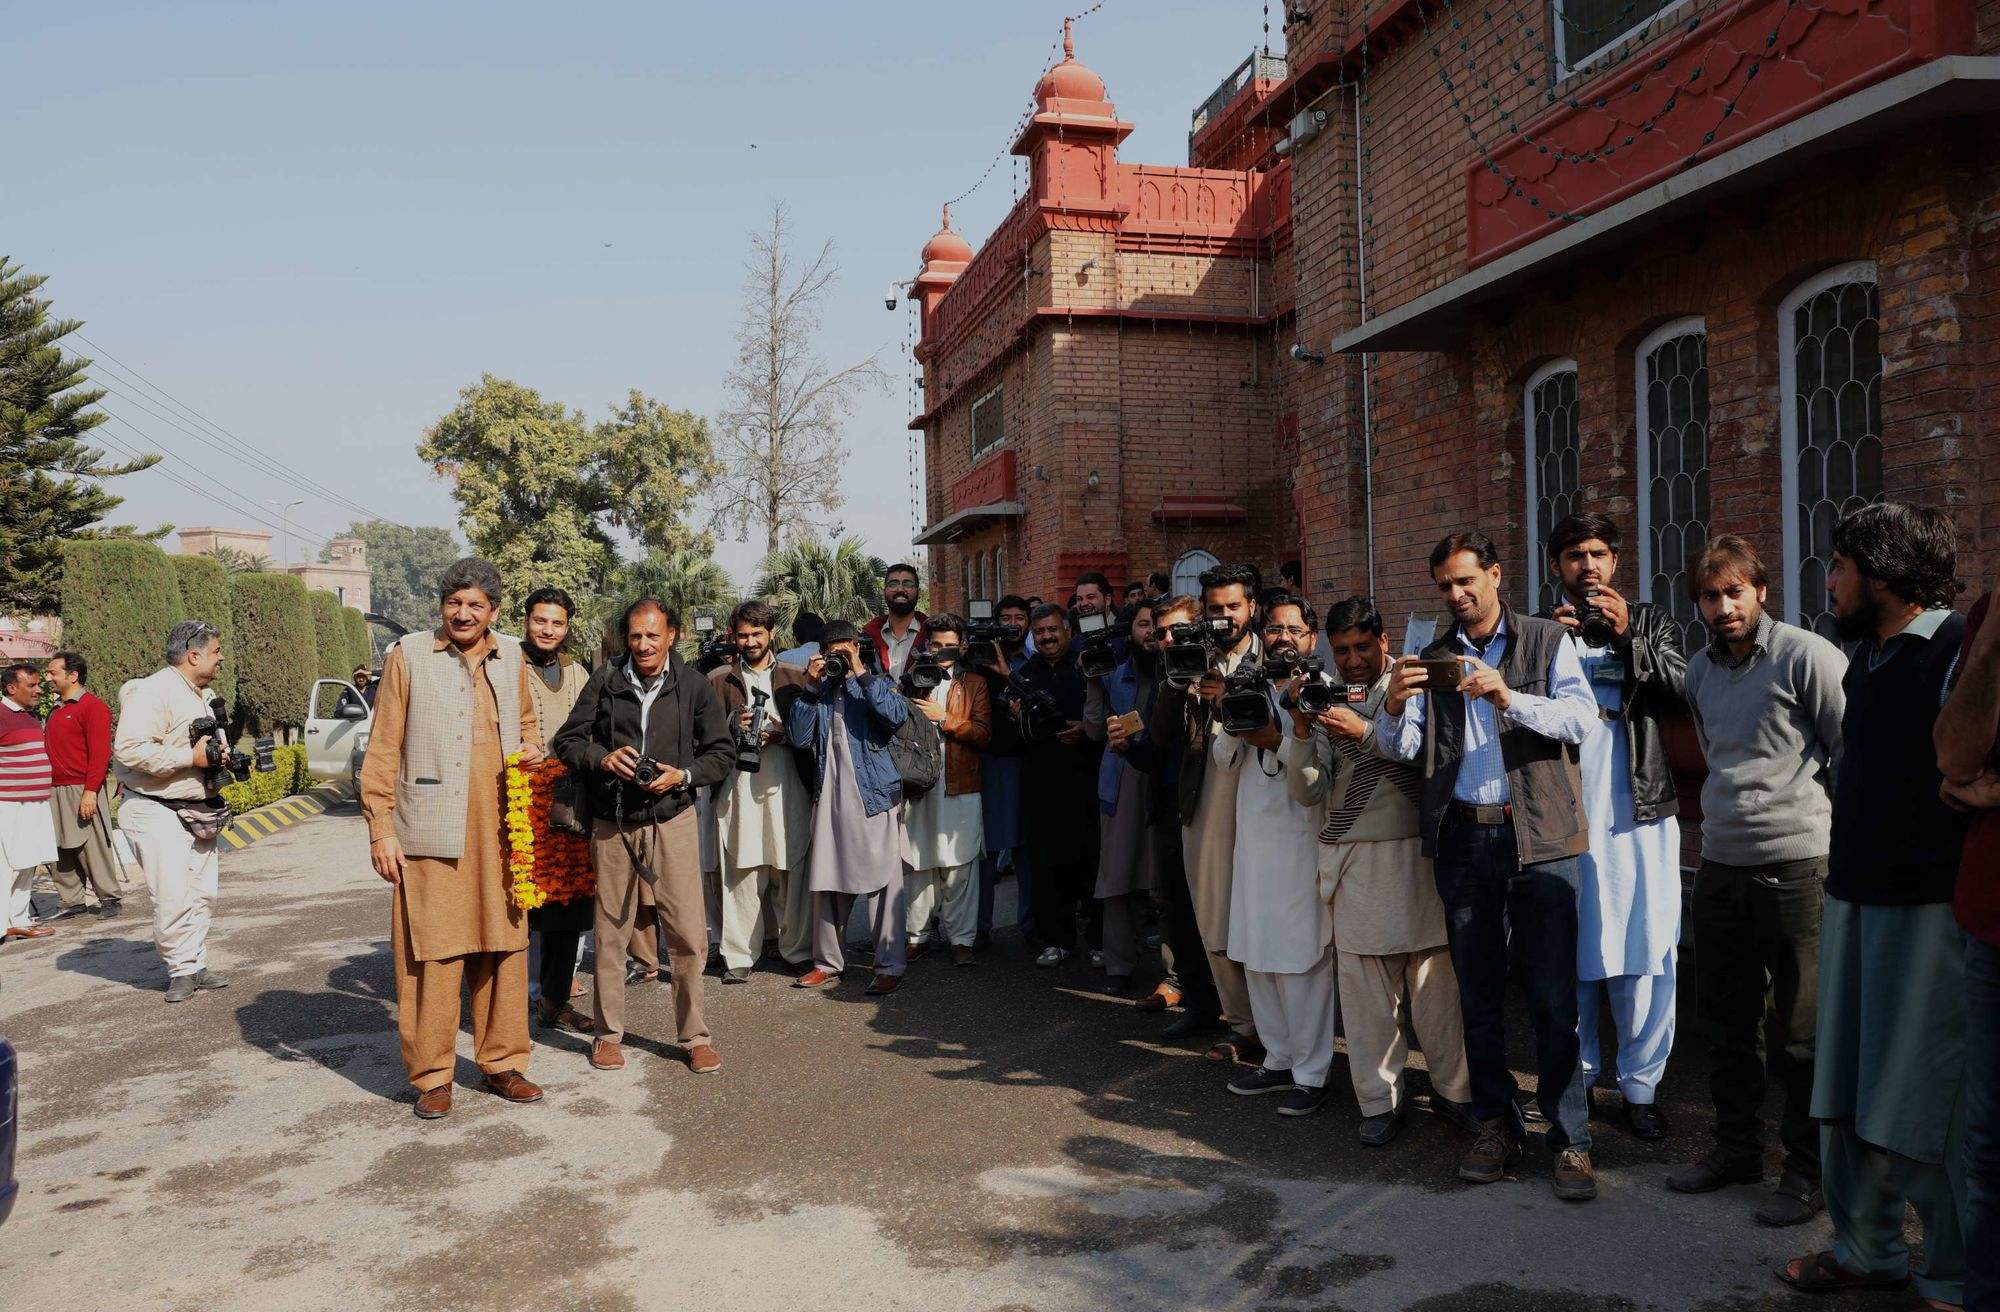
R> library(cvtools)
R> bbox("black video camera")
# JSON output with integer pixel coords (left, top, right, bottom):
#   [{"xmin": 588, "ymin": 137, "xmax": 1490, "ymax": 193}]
[
  {"xmin": 692, "ymin": 615, "xmax": 737, "ymax": 674},
  {"xmin": 903, "ymin": 646, "xmax": 955, "ymax": 697},
  {"xmin": 1002, "ymin": 672, "xmax": 1067, "ymax": 742},
  {"xmin": 1161, "ymin": 617, "xmax": 1235, "ymax": 688},
  {"xmin": 965, "ymin": 599, "xmax": 1022, "ymax": 651},
  {"xmin": 734, "ymin": 687, "xmax": 770, "ymax": 773},
  {"xmin": 1575, "ymin": 587, "xmax": 1617, "ymax": 648},
  {"xmin": 1074, "ymin": 610, "xmax": 1118, "ymax": 679},
  {"xmin": 1221, "ymin": 651, "xmax": 1330, "ymax": 734}
]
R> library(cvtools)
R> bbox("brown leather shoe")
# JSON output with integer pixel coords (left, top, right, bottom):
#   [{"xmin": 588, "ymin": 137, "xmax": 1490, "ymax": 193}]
[
  {"xmin": 413, "ymin": 1085, "xmax": 452, "ymax": 1119},
  {"xmin": 1553, "ymin": 1147, "xmax": 1598, "ymax": 1201},
  {"xmin": 951, "ymin": 945, "xmax": 977, "ymax": 967},
  {"xmin": 1457, "ymin": 1118, "xmax": 1524, "ymax": 1183},
  {"xmin": 687, "ymin": 1044, "xmax": 722, "ymax": 1074},
  {"xmin": 3, "ymin": 924, "xmax": 56, "ymax": 941},
  {"xmin": 589, "ymin": 1039, "xmax": 625, "ymax": 1070},
  {"xmin": 482, "ymin": 1070, "xmax": 544, "ymax": 1103},
  {"xmin": 793, "ymin": 967, "xmax": 839, "ymax": 989},
  {"xmin": 865, "ymin": 973, "xmax": 900, "ymax": 996},
  {"xmin": 1137, "ymin": 983, "xmax": 1183, "ymax": 1012}
]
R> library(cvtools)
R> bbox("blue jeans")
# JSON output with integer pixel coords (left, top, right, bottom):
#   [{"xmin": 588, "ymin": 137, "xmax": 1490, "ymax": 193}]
[
  {"xmin": 1966, "ymin": 935, "xmax": 2000, "ymax": 1312},
  {"xmin": 1432, "ymin": 810, "xmax": 1590, "ymax": 1151}
]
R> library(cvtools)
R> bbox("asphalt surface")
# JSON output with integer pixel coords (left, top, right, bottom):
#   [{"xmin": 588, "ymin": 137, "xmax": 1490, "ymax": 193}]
[{"xmin": 0, "ymin": 802, "xmax": 1878, "ymax": 1311}]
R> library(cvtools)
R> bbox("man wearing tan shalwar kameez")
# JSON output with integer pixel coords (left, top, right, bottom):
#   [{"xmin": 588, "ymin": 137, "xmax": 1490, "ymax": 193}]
[{"xmin": 360, "ymin": 560, "xmax": 545, "ymax": 1118}]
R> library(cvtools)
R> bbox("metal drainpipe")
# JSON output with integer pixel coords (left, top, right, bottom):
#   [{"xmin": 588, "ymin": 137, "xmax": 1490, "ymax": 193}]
[{"xmin": 1354, "ymin": 88, "xmax": 1377, "ymax": 600}]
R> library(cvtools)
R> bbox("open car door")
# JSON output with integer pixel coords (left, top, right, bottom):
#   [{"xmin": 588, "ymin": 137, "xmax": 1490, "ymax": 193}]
[{"xmin": 305, "ymin": 679, "xmax": 369, "ymax": 778}]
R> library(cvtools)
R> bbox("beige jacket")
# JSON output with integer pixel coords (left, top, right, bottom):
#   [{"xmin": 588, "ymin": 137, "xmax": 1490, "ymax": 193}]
[{"xmin": 112, "ymin": 666, "xmax": 217, "ymax": 801}]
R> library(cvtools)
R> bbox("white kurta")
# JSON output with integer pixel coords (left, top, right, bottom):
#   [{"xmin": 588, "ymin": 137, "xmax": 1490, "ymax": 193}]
[
  {"xmin": 1218, "ymin": 714, "xmax": 1331, "ymax": 975},
  {"xmin": 716, "ymin": 666, "xmax": 812, "ymax": 873},
  {"xmin": 0, "ymin": 798, "xmax": 58, "ymax": 870},
  {"xmin": 902, "ymin": 678, "xmax": 984, "ymax": 870},
  {"xmin": 1574, "ymin": 641, "xmax": 1682, "ymax": 981}
]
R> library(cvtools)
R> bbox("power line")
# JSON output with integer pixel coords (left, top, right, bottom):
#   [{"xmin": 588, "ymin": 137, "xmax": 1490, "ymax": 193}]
[{"xmin": 92, "ymin": 410, "xmax": 334, "ymax": 552}]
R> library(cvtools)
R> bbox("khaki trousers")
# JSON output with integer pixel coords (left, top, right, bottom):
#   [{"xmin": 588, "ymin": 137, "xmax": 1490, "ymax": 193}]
[
  {"xmin": 591, "ymin": 810, "xmax": 709, "ymax": 1048},
  {"xmin": 391, "ymin": 904, "xmax": 530, "ymax": 1093},
  {"xmin": 119, "ymin": 795, "xmax": 218, "ymax": 978},
  {"xmin": 720, "ymin": 861, "xmax": 812, "ymax": 969},
  {"xmin": 1337, "ymin": 945, "xmax": 1471, "ymax": 1115},
  {"xmin": 50, "ymin": 785, "xmax": 124, "ymax": 906},
  {"xmin": 905, "ymin": 859, "xmax": 979, "ymax": 948}
]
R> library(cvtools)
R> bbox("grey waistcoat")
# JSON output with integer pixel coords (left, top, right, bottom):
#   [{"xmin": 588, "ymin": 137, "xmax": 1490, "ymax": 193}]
[{"xmin": 392, "ymin": 630, "xmax": 525, "ymax": 859}]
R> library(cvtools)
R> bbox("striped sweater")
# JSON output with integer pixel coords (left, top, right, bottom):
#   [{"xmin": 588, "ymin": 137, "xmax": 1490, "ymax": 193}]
[{"xmin": 0, "ymin": 701, "xmax": 53, "ymax": 804}]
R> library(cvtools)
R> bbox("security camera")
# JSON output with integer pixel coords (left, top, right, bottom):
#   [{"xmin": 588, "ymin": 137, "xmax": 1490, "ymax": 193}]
[
  {"xmin": 1289, "ymin": 343, "xmax": 1326, "ymax": 366},
  {"xmin": 886, "ymin": 293, "xmax": 899, "ymax": 310}
]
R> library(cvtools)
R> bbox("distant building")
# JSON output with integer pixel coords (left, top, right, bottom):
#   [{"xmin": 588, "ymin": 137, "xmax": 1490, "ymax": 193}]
[
  {"xmin": 175, "ymin": 527, "xmax": 372, "ymax": 613},
  {"xmin": 0, "ymin": 615, "xmax": 60, "ymax": 662}
]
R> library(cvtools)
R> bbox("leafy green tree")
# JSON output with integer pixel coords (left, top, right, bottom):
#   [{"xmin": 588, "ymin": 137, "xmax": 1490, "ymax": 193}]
[
  {"xmin": 418, "ymin": 376, "xmax": 717, "ymax": 608},
  {"xmin": 308, "ymin": 590, "xmax": 350, "ymax": 682},
  {"xmin": 231, "ymin": 572, "xmax": 318, "ymax": 733},
  {"xmin": 754, "ymin": 537, "xmax": 888, "ymax": 638},
  {"xmin": 1, "ymin": 259, "xmax": 164, "ymax": 614},
  {"xmin": 170, "ymin": 554, "xmax": 236, "ymax": 712},
  {"xmin": 58, "ymin": 540, "xmax": 186, "ymax": 716},
  {"xmin": 329, "ymin": 519, "xmax": 459, "ymax": 644}
]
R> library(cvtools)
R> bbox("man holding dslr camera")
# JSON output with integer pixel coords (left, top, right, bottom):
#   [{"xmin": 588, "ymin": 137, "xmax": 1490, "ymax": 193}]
[
  {"xmin": 899, "ymin": 613, "xmax": 992, "ymax": 965},
  {"xmin": 708, "ymin": 599, "xmax": 814, "ymax": 983},
  {"xmin": 113, "ymin": 619, "xmax": 238, "ymax": 1001},
  {"xmin": 1013, "ymin": 604, "xmax": 1099, "ymax": 968},
  {"xmin": 1541, "ymin": 513, "xmax": 1686, "ymax": 1140},
  {"xmin": 974, "ymin": 595, "xmax": 1035, "ymax": 946},
  {"xmin": 553, "ymin": 597, "xmax": 734, "ymax": 1075}
]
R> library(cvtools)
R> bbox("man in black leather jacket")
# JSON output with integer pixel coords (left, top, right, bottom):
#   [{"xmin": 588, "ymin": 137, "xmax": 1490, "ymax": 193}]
[{"xmin": 1540, "ymin": 513, "xmax": 1687, "ymax": 1143}]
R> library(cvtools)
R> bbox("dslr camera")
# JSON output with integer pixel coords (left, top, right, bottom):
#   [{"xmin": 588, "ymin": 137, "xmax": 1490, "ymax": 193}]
[
  {"xmin": 820, "ymin": 648, "xmax": 853, "ymax": 682},
  {"xmin": 1575, "ymin": 587, "xmax": 1617, "ymax": 648},
  {"xmin": 692, "ymin": 615, "xmax": 738, "ymax": 674},
  {"xmin": 1161, "ymin": 616, "xmax": 1236, "ymax": 688},
  {"xmin": 189, "ymin": 698, "xmax": 268, "ymax": 790},
  {"xmin": 734, "ymin": 687, "xmax": 770, "ymax": 774},
  {"xmin": 630, "ymin": 754, "xmax": 666, "ymax": 788},
  {"xmin": 1074, "ymin": 610, "xmax": 1118, "ymax": 679}
]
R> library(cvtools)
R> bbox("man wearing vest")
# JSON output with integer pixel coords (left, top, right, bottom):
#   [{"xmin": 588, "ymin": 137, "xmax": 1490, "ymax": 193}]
[
  {"xmin": 1284, "ymin": 597, "xmax": 1474, "ymax": 1146},
  {"xmin": 789, "ymin": 620, "xmax": 912, "ymax": 995},
  {"xmin": 362, "ymin": 560, "xmax": 545, "ymax": 1117},
  {"xmin": 1378, "ymin": 531, "xmax": 1600, "ymax": 1199},
  {"xmin": 554, "ymin": 597, "xmax": 734, "ymax": 1074},
  {"xmin": 709, "ymin": 599, "xmax": 814, "ymax": 982},
  {"xmin": 1540, "ymin": 513, "xmax": 1687, "ymax": 1142},
  {"xmin": 1780, "ymin": 504, "xmax": 1970, "ymax": 1306},
  {"xmin": 899, "ymin": 613, "xmax": 991, "ymax": 965},
  {"xmin": 1936, "ymin": 577, "xmax": 2000, "ymax": 1312},
  {"xmin": 520, "ymin": 587, "xmax": 593, "ymax": 1031}
]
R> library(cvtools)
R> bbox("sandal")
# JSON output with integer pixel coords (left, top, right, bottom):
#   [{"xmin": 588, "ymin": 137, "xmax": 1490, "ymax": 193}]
[{"xmin": 1775, "ymin": 1251, "xmax": 1909, "ymax": 1294}]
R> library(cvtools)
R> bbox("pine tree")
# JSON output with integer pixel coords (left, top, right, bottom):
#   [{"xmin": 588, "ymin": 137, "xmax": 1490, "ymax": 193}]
[{"xmin": 0, "ymin": 258, "xmax": 163, "ymax": 614}]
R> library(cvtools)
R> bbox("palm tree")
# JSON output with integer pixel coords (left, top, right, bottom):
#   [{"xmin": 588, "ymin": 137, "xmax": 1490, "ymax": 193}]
[
  {"xmin": 202, "ymin": 545, "xmax": 267, "ymax": 577},
  {"xmin": 754, "ymin": 537, "xmax": 889, "ymax": 638},
  {"xmin": 585, "ymin": 547, "xmax": 737, "ymax": 659}
]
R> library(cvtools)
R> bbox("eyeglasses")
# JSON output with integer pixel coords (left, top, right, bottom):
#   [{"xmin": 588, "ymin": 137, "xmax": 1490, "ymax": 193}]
[
  {"xmin": 884, "ymin": 583, "xmax": 918, "ymax": 594},
  {"xmin": 1263, "ymin": 624, "xmax": 1312, "ymax": 637}
]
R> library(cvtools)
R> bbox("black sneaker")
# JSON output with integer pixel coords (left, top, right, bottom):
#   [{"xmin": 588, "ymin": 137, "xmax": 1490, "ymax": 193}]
[
  {"xmin": 1358, "ymin": 1109, "xmax": 1405, "ymax": 1146},
  {"xmin": 1429, "ymin": 1096, "xmax": 1486, "ymax": 1136},
  {"xmin": 1227, "ymin": 1067, "xmax": 1296, "ymax": 1097},
  {"xmin": 721, "ymin": 967, "xmax": 751, "ymax": 984},
  {"xmin": 1277, "ymin": 1084, "xmax": 1332, "ymax": 1117},
  {"xmin": 96, "ymin": 899, "xmax": 123, "ymax": 918}
]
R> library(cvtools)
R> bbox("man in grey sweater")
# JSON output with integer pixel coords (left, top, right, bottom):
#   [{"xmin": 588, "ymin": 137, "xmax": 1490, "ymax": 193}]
[{"xmin": 1669, "ymin": 534, "xmax": 1848, "ymax": 1227}]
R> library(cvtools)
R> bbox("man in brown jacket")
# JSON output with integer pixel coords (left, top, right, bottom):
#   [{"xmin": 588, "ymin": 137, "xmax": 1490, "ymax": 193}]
[
  {"xmin": 361, "ymin": 558, "xmax": 545, "ymax": 1120},
  {"xmin": 901, "ymin": 614, "xmax": 992, "ymax": 966}
]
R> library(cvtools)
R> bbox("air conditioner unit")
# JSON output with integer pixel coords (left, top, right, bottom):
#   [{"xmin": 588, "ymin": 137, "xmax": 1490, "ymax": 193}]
[{"xmin": 1289, "ymin": 108, "xmax": 1328, "ymax": 145}]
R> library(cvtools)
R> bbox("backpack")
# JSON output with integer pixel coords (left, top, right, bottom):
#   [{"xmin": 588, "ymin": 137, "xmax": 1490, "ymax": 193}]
[{"xmin": 887, "ymin": 695, "xmax": 944, "ymax": 800}]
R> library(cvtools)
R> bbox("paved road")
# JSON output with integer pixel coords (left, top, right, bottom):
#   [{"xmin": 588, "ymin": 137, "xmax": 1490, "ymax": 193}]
[{"xmin": 1, "ymin": 803, "xmax": 1852, "ymax": 1311}]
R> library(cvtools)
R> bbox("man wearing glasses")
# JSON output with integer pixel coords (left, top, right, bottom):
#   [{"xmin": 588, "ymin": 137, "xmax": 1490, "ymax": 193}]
[{"xmin": 863, "ymin": 563, "xmax": 930, "ymax": 680}]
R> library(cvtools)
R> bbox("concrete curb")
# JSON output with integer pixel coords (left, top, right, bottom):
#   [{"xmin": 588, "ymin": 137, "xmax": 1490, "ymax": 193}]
[{"xmin": 220, "ymin": 780, "xmax": 354, "ymax": 851}]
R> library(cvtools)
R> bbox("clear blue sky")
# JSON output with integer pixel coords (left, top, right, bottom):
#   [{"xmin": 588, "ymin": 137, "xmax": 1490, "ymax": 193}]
[{"xmin": 5, "ymin": 0, "xmax": 1281, "ymax": 585}]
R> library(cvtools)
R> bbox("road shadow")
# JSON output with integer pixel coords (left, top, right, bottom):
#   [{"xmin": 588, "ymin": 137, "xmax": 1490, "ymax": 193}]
[
  {"xmin": 235, "ymin": 941, "xmax": 405, "ymax": 1101},
  {"xmin": 50, "ymin": 924, "xmax": 169, "ymax": 995}
]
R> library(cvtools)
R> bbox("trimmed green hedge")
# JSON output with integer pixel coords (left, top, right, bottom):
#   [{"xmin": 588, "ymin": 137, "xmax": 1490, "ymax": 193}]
[
  {"xmin": 340, "ymin": 606, "xmax": 371, "ymax": 676},
  {"xmin": 308, "ymin": 590, "xmax": 349, "ymax": 683},
  {"xmin": 219, "ymin": 742, "xmax": 312, "ymax": 813},
  {"xmin": 231, "ymin": 572, "xmax": 318, "ymax": 732},
  {"xmin": 169, "ymin": 554, "xmax": 236, "ymax": 713},
  {"xmin": 59, "ymin": 540, "xmax": 186, "ymax": 716}
]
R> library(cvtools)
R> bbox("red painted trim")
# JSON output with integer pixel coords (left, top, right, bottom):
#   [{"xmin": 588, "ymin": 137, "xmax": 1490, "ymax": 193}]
[
  {"xmin": 1152, "ymin": 497, "xmax": 1250, "ymax": 523},
  {"xmin": 949, "ymin": 451, "xmax": 1018, "ymax": 514}
]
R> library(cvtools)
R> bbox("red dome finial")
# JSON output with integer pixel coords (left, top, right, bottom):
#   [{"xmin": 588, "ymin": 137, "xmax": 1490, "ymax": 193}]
[
  {"xmin": 921, "ymin": 204, "xmax": 973, "ymax": 268},
  {"xmin": 1062, "ymin": 16, "xmax": 1074, "ymax": 62},
  {"xmin": 1035, "ymin": 16, "xmax": 1107, "ymax": 105}
]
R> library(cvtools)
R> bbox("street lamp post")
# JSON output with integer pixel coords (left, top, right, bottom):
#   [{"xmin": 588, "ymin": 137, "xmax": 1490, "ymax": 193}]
[{"xmin": 268, "ymin": 499, "xmax": 305, "ymax": 564}]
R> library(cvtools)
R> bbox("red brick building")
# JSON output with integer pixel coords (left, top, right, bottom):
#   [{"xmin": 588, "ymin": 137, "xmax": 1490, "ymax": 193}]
[{"xmin": 913, "ymin": 2, "xmax": 2000, "ymax": 631}]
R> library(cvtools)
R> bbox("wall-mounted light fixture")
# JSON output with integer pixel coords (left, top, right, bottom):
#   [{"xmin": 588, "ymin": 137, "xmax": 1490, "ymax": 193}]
[
  {"xmin": 1086, "ymin": 469, "xmax": 1101, "ymax": 490},
  {"xmin": 1290, "ymin": 342, "xmax": 1327, "ymax": 366}
]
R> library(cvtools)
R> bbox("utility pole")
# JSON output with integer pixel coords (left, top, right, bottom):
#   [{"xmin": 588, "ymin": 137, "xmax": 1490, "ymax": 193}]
[{"xmin": 268, "ymin": 499, "xmax": 305, "ymax": 564}]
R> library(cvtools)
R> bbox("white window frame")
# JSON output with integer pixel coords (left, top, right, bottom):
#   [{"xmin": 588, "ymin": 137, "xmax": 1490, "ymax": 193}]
[
  {"xmin": 1777, "ymin": 259, "xmax": 1879, "ymax": 627},
  {"xmin": 1171, "ymin": 548, "xmax": 1219, "ymax": 597},
  {"xmin": 970, "ymin": 384, "xmax": 1005, "ymax": 458},
  {"xmin": 1633, "ymin": 315, "xmax": 1707, "ymax": 602},
  {"xmin": 1552, "ymin": 0, "xmax": 1691, "ymax": 80},
  {"xmin": 1522, "ymin": 357, "xmax": 1579, "ymax": 611}
]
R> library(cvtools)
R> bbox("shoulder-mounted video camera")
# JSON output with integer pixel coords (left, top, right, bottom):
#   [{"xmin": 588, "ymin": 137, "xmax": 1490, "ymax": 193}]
[
  {"xmin": 692, "ymin": 615, "xmax": 737, "ymax": 674},
  {"xmin": 1001, "ymin": 670, "xmax": 1067, "ymax": 742},
  {"xmin": 1219, "ymin": 651, "xmax": 1326, "ymax": 735},
  {"xmin": 1161, "ymin": 617, "xmax": 1236, "ymax": 689},
  {"xmin": 965, "ymin": 599, "xmax": 1022, "ymax": 650},
  {"xmin": 1074, "ymin": 610, "xmax": 1119, "ymax": 679}
]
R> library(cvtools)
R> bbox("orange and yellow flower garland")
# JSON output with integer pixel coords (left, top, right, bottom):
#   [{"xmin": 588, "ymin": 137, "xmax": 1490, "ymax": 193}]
[{"xmin": 503, "ymin": 752, "xmax": 595, "ymax": 912}]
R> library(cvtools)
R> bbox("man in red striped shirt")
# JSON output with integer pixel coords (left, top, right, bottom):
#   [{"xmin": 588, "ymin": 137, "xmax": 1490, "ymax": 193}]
[
  {"xmin": 43, "ymin": 650, "xmax": 123, "ymax": 918},
  {"xmin": 1, "ymin": 662, "xmax": 60, "ymax": 941}
]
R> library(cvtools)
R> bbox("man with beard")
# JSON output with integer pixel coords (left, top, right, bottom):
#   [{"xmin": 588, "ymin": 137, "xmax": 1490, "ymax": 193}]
[
  {"xmin": 864, "ymin": 563, "xmax": 929, "ymax": 681},
  {"xmin": 1216, "ymin": 595, "xmax": 1336, "ymax": 1117},
  {"xmin": 1284, "ymin": 597, "xmax": 1474, "ymax": 1145},
  {"xmin": 1083, "ymin": 603, "xmax": 1158, "ymax": 995},
  {"xmin": 1780, "ymin": 504, "xmax": 1969, "ymax": 1306},
  {"xmin": 520, "ymin": 587, "xmax": 593, "ymax": 1030},
  {"xmin": 711, "ymin": 599, "xmax": 815, "ymax": 983},
  {"xmin": 1150, "ymin": 565, "xmax": 1265, "ymax": 1065},
  {"xmin": 1541, "ymin": 513, "xmax": 1687, "ymax": 1141},
  {"xmin": 1015, "ymin": 605, "xmax": 1099, "ymax": 968},
  {"xmin": 790, "ymin": 621, "xmax": 912, "ymax": 995},
  {"xmin": 1672, "ymin": 534, "xmax": 1846, "ymax": 1224},
  {"xmin": 900, "ymin": 614, "xmax": 991, "ymax": 965},
  {"xmin": 975, "ymin": 595, "xmax": 1036, "ymax": 947},
  {"xmin": 1378, "ymin": 532, "xmax": 1599, "ymax": 1199}
]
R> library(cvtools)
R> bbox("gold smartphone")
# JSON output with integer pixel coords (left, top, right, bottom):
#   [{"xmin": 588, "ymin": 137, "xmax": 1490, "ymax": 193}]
[
  {"xmin": 1111, "ymin": 710, "xmax": 1144, "ymax": 736},
  {"xmin": 1413, "ymin": 657, "xmax": 1466, "ymax": 685}
]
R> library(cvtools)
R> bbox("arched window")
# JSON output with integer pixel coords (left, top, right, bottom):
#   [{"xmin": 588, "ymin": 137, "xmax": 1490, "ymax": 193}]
[
  {"xmin": 1523, "ymin": 359, "xmax": 1581, "ymax": 612},
  {"xmin": 1171, "ymin": 548, "xmax": 1219, "ymax": 597},
  {"xmin": 991, "ymin": 547, "xmax": 1004, "ymax": 600},
  {"xmin": 1779, "ymin": 262, "xmax": 1883, "ymax": 641},
  {"xmin": 1634, "ymin": 318, "xmax": 1711, "ymax": 649}
]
